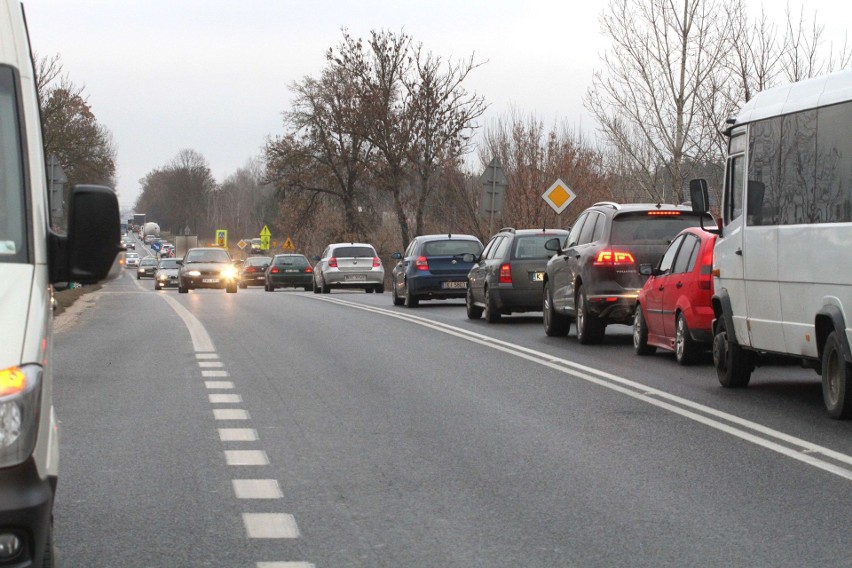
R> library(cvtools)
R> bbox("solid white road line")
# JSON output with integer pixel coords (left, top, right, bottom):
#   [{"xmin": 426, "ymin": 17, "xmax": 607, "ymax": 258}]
[{"xmin": 159, "ymin": 293, "xmax": 215, "ymax": 352}]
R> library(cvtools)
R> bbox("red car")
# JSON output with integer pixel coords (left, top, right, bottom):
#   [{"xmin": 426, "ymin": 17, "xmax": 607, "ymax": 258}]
[{"xmin": 633, "ymin": 226, "xmax": 717, "ymax": 365}]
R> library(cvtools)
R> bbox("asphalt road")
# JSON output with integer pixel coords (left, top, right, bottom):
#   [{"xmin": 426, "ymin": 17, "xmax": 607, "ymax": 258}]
[{"xmin": 52, "ymin": 260, "xmax": 852, "ymax": 567}]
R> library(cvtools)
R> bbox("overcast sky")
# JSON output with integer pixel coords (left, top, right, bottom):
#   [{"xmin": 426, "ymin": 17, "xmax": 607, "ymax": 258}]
[{"xmin": 23, "ymin": 0, "xmax": 852, "ymax": 210}]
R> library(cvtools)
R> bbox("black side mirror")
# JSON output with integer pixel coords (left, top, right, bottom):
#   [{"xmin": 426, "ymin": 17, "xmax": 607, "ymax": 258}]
[
  {"xmin": 639, "ymin": 264, "xmax": 655, "ymax": 276},
  {"xmin": 49, "ymin": 185, "xmax": 121, "ymax": 284},
  {"xmin": 544, "ymin": 237, "xmax": 562, "ymax": 254},
  {"xmin": 390, "ymin": 252, "xmax": 402, "ymax": 260}
]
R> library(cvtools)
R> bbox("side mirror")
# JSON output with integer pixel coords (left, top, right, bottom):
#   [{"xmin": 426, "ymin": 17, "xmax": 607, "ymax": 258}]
[
  {"xmin": 639, "ymin": 264, "xmax": 654, "ymax": 276},
  {"xmin": 313, "ymin": 255, "xmax": 321, "ymax": 262},
  {"xmin": 49, "ymin": 185, "xmax": 121, "ymax": 284},
  {"xmin": 390, "ymin": 252, "xmax": 402, "ymax": 260},
  {"xmin": 176, "ymin": 259, "xmax": 183, "ymax": 265},
  {"xmin": 689, "ymin": 179, "xmax": 709, "ymax": 214},
  {"xmin": 544, "ymin": 237, "xmax": 562, "ymax": 254},
  {"xmin": 461, "ymin": 253, "xmax": 476, "ymax": 263}
]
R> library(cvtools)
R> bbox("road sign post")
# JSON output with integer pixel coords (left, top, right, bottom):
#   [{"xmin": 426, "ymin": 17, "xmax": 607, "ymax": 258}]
[{"xmin": 479, "ymin": 158, "xmax": 508, "ymax": 235}]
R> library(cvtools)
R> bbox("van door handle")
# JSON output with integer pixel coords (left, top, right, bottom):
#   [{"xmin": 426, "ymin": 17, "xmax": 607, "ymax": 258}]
[{"xmin": 735, "ymin": 249, "xmax": 743, "ymax": 256}]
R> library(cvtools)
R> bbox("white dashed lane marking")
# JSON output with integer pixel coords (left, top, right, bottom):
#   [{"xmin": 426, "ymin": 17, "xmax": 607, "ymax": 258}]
[
  {"xmin": 199, "ymin": 361, "xmax": 225, "ymax": 368},
  {"xmin": 219, "ymin": 428, "xmax": 258, "ymax": 442},
  {"xmin": 202, "ymin": 370, "xmax": 230, "ymax": 377},
  {"xmin": 195, "ymin": 353, "xmax": 219, "ymax": 359},
  {"xmin": 213, "ymin": 408, "xmax": 250, "ymax": 420},
  {"xmin": 243, "ymin": 513, "xmax": 300, "ymax": 539},
  {"xmin": 205, "ymin": 381, "xmax": 235, "ymax": 389},
  {"xmin": 225, "ymin": 450, "xmax": 269, "ymax": 466},
  {"xmin": 233, "ymin": 479, "xmax": 283, "ymax": 499},
  {"xmin": 209, "ymin": 394, "xmax": 242, "ymax": 403}
]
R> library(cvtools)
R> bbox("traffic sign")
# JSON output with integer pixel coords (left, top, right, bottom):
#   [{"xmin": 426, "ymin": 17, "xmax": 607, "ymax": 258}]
[
  {"xmin": 282, "ymin": 237, "xmax": 295, "ymax": 251},
  {"xmin": 238, "ymin": 240, "xmax": 247, "ymax": 249},
  {"xmin": 259, "ymin": 225, "xmax": 271, "ymax": 250},
  {"xmin": 542, "ymin": 179, "xmax": 576, "ymax": 214},
  {"xmin": 215, "ymin": 229, "xmax": 228, "ymax": 248}
]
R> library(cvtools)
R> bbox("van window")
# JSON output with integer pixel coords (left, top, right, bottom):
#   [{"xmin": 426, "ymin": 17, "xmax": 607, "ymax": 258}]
[{"xmin": 0, "ymin": 66, "xmax": 26, "ymax": 263}]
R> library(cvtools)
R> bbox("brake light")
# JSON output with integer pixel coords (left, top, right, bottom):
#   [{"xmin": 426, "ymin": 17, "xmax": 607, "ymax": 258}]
[
  {"xmin": 305, "ymin": 266, "xmax": 313, "ymax": 273},
  {"xmin": 699, "ymin": 240, "xmax": 715, "ymax": 290},
  {"xmin": 499, "ymin": 263, "xmax": 512, "ymax": 284},
  {"xmin": 328, "ymin": 257, "xmax": 338, "ymax": 268},
  {"xmin": 415, "ymin": 256, "xmax": 429, "ymax": 271},
  {"xmin": 372, "ymin": 256, "xmax": 381, "ymax": 268},
  {"xmin": 270, "ymin": 267, "xmax": 280, "ymax": 274},
  {"xmin": 594, "ymin": 250, "xmax": 635, "ymax": 265},
  {"xmin": 647, "ymin": 211, "xmax": 681, "ymax": 216},
  {"xmin": 246, "ymin": 266, "xmax": 256, "ymax": 273}
]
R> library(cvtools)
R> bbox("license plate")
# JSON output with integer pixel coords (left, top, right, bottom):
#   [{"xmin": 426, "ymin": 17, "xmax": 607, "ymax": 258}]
[
  {"xmin": 202, "ymin": 278, "xmax": 219, "ymax": 283},
  {"xmin": 531, "ymin": 272, "xmax": 544, "ymax": 282},
  {"xmin": 285, "ymin": 269, "xmax": 298, "ymax": 273},
  {"xmin": 345, "ymin": 275, "xmax": 366, "ymax": 281},
  {"xmin": 442, "ymin": 281, "xmax": 467, "ymax": 289}
]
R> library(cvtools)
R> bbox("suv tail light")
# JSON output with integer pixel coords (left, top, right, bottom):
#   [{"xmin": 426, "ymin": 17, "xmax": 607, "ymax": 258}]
[
  {"xmin": 372, "ymin": 256, "xmax": 381, "ymax": 268},
  {"xmin": 415, "ymin": 256, "xmax": 429, "ymax": 271},
  {"xmin": 594, "ymin": 250, "xmax": 636, "ymax": 266},
  {"xmin": 328, "ymin": 257, "xmax": 338, "ymax": 268},
  {"xmin": 499, "ymin": 263, "xmax": 512, "ymax": 284}
]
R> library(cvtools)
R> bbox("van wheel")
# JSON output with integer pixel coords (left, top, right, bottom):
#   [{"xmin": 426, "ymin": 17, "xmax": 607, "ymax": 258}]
[
  {"xmin": 822, "ymin": 331, "xmax": 852, "ymax": 419},
  {"xmin": 713, "ymin": 315, "xmax": 753, "ymax": 387},
  {"xmin": 543, "ymin": 281, "xmax": 570, "ymax": 336},
  {"xmin": 633, "ymin": 305, "xmax": 656, "ymax": 355},
  {"xmin": 484, "ymin": 287, "xmax": 501, "ymax": 323},
  {"xmin": 576, "ymin": 286, "xmax": 605, "ymax": 345},
  {"xmin": 675, "ymin": 313, "xmax": 699, "ymax": 365}
]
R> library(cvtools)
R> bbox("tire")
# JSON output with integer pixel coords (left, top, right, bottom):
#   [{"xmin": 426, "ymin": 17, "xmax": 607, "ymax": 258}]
[
  {"xmin": 154, "ymin": 282, "xmax": 161, "ymax": 291},
  {"xmin": 404, "ymin": 283, "xmax": 419, "ymax": 307},
  {"xmin": 484, "ymin": 287, "xmax": 501, "ymax": 323},
  {"xmin": 42, "ymin": 515, "xmax": 55, "ymax": 568},
  {"xmin": 178, "ymin": 283, "xmax": 188, "ymax": 294},
  {"xmin": 392, "ymin": 282, "xmax": 404, "ymax": 306},
  {"xmin": 313, "ymin": 278, "xmax": 321, "ymax": 294},
  {"xmin": 239, "ymin": 281, "xmax": 247, "ymax": 289},
  {"xmin": 265, "ymin": 283, "xmax": 273, "ymax": 292},
  {"xmin": 321, "ymin": 278, "xmax": 330, "ymax": 294},
  {"xmin": 375, "ymin": 284, "xmax": 384, "ymax": 294},
  {"xmin": 576, "ymin": 286, "xmax": 605, "ymax": 345},
  {"xmin": 542, "ymin": 281, "xmax": 570, "ymax": 337},
  {"xmin": 136, "ymin": 274, "xmax": 140, "ymax": 280},
  {"xmin": 713, "ymin": 315, "xmax": 753, "ymax": 388},
  {"xmin": 633, "ymin": 305, "xmax": 656, "ymax": 355},
  {"xmin": 365, "ymin": 287, "xmax": 374, "ymax": 294},
  {"xmin": 226, "ymin": 283, "xmax": 237, "ymax": 293},
  {"xmin": 466, "ymin": 286, "xmax": 483, "ymax": 319},
  {"xmin": 675, "ymin": 312, "xmax": 700, "ymax": 365},
  {"xmin": 304, "ymin": 286, "xmax": 312, "ymax": 292},
  {"xmin": 822, "ymin": 331, "xmax": 852, "ymax": 419}
]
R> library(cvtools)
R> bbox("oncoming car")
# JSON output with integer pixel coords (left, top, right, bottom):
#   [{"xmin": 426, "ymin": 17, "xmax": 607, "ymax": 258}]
[
  {"xmin": 178, "ymin": 247, "xmax": 238, "ymax": 293},
  {"xmin": 155, "ymin": 258, "xmax": 181, "ymax": 290},
  {"xmin": 136, "ymin": 257, "xmax": 158, "ymax": 279},
  {"xmin": 312, "ymin": 243, "xmax": 384, "ymax": 294}
]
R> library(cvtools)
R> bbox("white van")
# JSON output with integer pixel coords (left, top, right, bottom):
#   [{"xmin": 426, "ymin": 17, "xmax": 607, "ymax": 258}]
[
  {"xmin": 691, "ymin": 68, "xmax": 852, "ymax": 419},
  {"xmin": 0, "ymin": 1, "xmax": 119, "ymax": 565}
]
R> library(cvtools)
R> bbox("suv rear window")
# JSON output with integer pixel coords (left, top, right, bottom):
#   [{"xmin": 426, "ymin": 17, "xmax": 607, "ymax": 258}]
[
  {"xmin": 422, "ymin": 240, "xmax": 482, "ymax": 256},
  {"xmin": 610, "ymin": 213, "xmax": 706, "ymax": 245},
  {"xmin": 333, "ymin": 246, "xmax": 375, "ymax": 258}
]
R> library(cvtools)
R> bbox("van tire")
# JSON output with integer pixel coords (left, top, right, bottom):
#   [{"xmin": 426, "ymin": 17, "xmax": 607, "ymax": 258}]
[
  {"xmin": 822, "ymin": 331, "xmax": 852, "ymax": 419},
  {"xmin": 713, "ymin": 315, "xmax": 752, "ymax": 388}
]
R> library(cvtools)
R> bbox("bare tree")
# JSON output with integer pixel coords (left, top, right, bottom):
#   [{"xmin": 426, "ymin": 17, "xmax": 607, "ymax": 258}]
[{"xmin": 585, "ymin": 0, "xmax": 732, "ymax": 204}]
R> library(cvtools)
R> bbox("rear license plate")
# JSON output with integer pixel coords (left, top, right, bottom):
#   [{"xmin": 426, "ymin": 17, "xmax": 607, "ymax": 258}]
[
  {"xmin": 530, "ymin": 272, "xmax": 544, "ymax": 282},
  {"xmin": 202, "ymin": 278, "xmax": 219, "ymax": 283},
  {"xmin": 442, "ymin": 281, "xmax": 467, "ymax": 289},
  {"xmin": 285, "ymin": 269, "xmax": 298, "ymax": 273},
  {"xmin": 345, "ymin": 275, "xmax": 366, "ymax": 281}
]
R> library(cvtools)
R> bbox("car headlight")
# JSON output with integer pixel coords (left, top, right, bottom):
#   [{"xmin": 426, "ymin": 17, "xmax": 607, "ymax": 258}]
[
  {"xmin": 0, "ymin": 365, "xmax": 42, "ymax": 469},
  {"xmin": 187, "ymin": 270, "xmax": 201, "ymax": 277},
  {"xmin": 221, "ymin": 267, "xmax": 237, "ymax": 279},
  {"xmin": 157, "ymin": 273, "xmax": 167, "ymax": 280}
]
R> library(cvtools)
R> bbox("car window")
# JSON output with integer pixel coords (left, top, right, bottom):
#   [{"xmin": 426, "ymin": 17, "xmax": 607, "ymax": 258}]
[
  {"xmin": 484, "ymin": 237, "xmax": 503, "ymax": 260},
  {"xmin": 333, "ymin": 246, "xmax": 375, "ymax": 257},
  {"xmin": 422, "ymin": 240, "xmax": 482, "ymax": 256},
  {"xmin": 480, "ymin": 237, "xmax": 499, "ymax": 260},
  {"xmin": 158, "ymin": 259, "xmax": 179, "ymax": 269},
  {"xmin": 512, "ymin": 235, "xmax": 566, "ymax": 259},
  {"xmin": 673, "ymin": 234, "xmax": 700, "ymax": 274},
  {"xmin": 0, "ymin": 68, "xmax": 26, "ymax": 263},
  {"xmin": 566, "ymin": 213, "xmax": 588, "ymax": 247},
  {"xmin": 492, "ymin": 237, "xmax": 511, "ymax": 259},
  {"xmin": 247, "ymin": 257, "xmax": 272, "ymax": 266},
  {"xmin": 275, "ymin": 255, "xmax": 309, "ymax": 267},
  {"xmin": 578, "ymin": 212, "xmax": 601, "ymax": 245},
  {"xmin": 404, "ymin": 241, "xmax": 416, "ymax": 258},
  {"xmin": 185, "ymin": 249, "xmax": 230, "ymax": 263},
  {"xmin": 658, "ymin": 234, "xmax": 684, "ymax": 274},
  {"xmin": 610, "ymin": 213, "xmax": 706, "ymax": 245}
]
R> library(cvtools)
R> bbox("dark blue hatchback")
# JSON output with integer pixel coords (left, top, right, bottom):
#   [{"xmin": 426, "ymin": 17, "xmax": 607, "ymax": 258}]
[{"xmin": 390, "ymin": 234, "xmax": 484, "ymax": 307}]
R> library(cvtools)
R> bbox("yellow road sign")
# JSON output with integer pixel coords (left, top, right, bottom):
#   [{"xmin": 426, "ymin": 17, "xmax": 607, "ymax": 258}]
[
  {"xmin": 282, "ymin": 237, "xmax": 295, "ymax": 251},
  {"xmin": 259, "ymin": 225, "xmax": 271, "ymax": 250},
  {"xmin": 542, "ymin": 179, "xmax": 576, "ymax": 214}
]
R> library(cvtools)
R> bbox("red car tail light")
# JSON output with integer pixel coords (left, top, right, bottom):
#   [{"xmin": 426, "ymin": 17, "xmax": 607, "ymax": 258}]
[
  {"xmin": 372, "ymin": 256, "xmax": 381, "ymax": 267},
  {"xmin": 246, "ymin": 266, "xmax": 256, "ymax": 273},
  {"xmin": 328, "ymin": 257, "xmax": 338, "ymax": 268},
  {"xmin": 415, "ymin": 256, "xmax": 429, "ymax": 271},
  {"xmin": 594, "ymin": 250, "xmax": 636, "ymax": 266},
  {"xmin": 647, "ymin": 210, "xmax": 681, "ymax": 216},
  {"xmin": 499, "ymin": 263, "xmax": 512, "ymax": 284},
  {"xmin": 305, "ymin": 266, "xmax": 313, "ymax": 273},
  {"xmin": 698, "ymin": 240, "xmax": 715, "ymax": 290},
  {"xmin": 270, "ymin": 267, "xmax": 280, "ymax": 274}
]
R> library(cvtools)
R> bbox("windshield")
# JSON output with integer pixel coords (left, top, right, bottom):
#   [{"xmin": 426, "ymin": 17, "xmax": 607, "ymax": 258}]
[
  {"xmin": 0, "ymin": 66, "xmax": 26, "ymax": 263},
  {"xmin": 247, "ymin": 256, "xmax": 272, "ymax": 266},
  {"xmin": 185, "ymin": 249, "xmax": 231, "ymax": 263}
]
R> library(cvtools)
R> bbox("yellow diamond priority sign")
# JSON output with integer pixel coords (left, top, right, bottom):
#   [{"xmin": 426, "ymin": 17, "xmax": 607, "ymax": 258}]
[{"xmin": 542, "ymin": 179, "xmax": 576, "ymax": 214}]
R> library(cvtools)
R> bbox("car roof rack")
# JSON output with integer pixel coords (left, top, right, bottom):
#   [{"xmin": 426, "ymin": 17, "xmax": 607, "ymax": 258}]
[
  {"xmin": 498, "ymin": 227, "xmax": 515, "ymax": 233},
  {"xmin": 592, "ymin": 201, "xmax": 620, "ymax": 209}
]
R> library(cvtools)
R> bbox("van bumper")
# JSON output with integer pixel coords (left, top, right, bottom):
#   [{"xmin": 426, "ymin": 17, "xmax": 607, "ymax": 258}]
[{"xmin": 0, "ymin": 459, "xmax": 54, "ymax": 567}]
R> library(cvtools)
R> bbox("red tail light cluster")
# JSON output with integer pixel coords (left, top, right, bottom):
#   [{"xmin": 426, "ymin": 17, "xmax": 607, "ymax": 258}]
[
  {"xmin": 305, "ymin": 266, "xmax": 313, "ymax": 273},
  {"xmin": 415, "ymin": 256, "xmax": 429, "ymax": 271},
  {"xmin": 594, "ymin": 250, "xmax": 636, "ymax": 266},
  {"xmin": 372, "ymin": 256, "xmax": 381, "ymax": 268},
  {"xmin": 246, "ymin": 266, "xmax": 257, "ymax": 273},
  {"xmin": 698, "ymin": 240, "xmax": 715, "ymax": 290},
  {"xmin": 270, "ymin": 267, "xmax": 280, "ymax": 274},
  {"xmin": 499, "ymin": 263, "xmax": 512, "ymax": 284},
  {"xmin": 328, "ymin": 257, "xmax": 338, "ymax": 268},
  {"xmin": 647, "ymin": 211, "xmax": 681, "ymax": 216}
]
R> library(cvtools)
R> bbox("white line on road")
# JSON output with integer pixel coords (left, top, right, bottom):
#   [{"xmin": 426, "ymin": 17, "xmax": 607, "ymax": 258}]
[
  {"xmin": 219, "ymin": 428, "xmax": 258, "ymax": 442},
  {"xmin": 233, "ymin": 479, "xmax": 283, "ymax": 499},
  {"xmin": 196, "ymin": 353, "xmax": 220, "ymax": 359},
  {"xmin": 225, "ymin": 450, "xmax": 269, "ymax": 466},
  {"xmin": 202, "ymin": 370, "xmax": 230, "ymax": 377},
  {"xmin": 315, "ymin": 296, "xmax": 852, "ymax": 481},
  {"xmin": 257, "ymin": 563, "xmax": 315, "ymax": 568},
  {"xmin": 243, "ymin": 513, "xmax": 300, "ymax": 539},
  {"xmin": 209, "ymin": 394, "xmax": 243, "ymax": 404},
  {"xmin": 199, "ymin": 361, "xmax": 225, "ymax": 368},
  {"xmin": 206, "ymin": 381, "xmax": 235, "ymax": 389},
  {"xmin": 213, "ymin": 409, "xmax": 250, "ymax": 420},
  {"xmin": 158, "ymin": 293, "xmax": 215, "ymax": 352}
]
